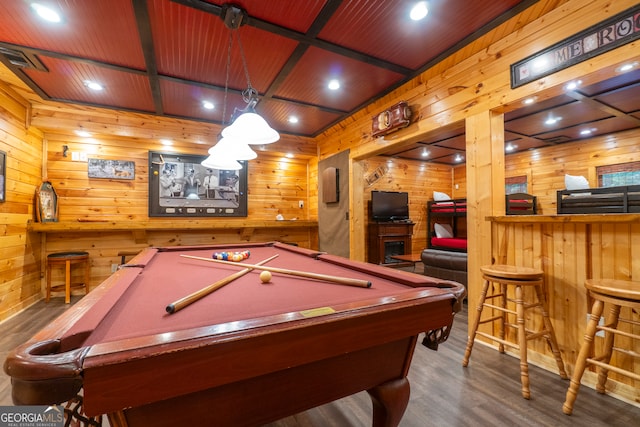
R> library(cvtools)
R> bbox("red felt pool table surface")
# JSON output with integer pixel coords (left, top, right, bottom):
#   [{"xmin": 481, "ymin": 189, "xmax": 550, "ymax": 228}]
[{"xmin": 5, "ymin": 242, "xmax": 465, "ymax": 427}]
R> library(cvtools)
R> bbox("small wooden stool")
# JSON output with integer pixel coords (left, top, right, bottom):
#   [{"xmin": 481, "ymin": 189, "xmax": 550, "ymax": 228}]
[
  {"xmin": 563, "ymin": 278, "xmax": 640, "ymax": 415},
  {"xmin": 118, "ymin": 250, "xmax": 141, "ymax": 265},
  {"xmin": 46, "ymin": 251, "xmax": 90, "ymax": 304},
  {"xmin": 462, "ymin": 264, "xmax": 568, "ymax": 399}
]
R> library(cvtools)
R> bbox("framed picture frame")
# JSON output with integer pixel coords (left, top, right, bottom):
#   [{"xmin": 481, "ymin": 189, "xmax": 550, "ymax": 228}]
[
  {"xmin": 148, "ymin": 151, "xmax": 248, "ymax": 217},
  {"xmin": 35, "ymin": 181, "xmax": 59, "ymax": 222},
  {"xmin": 0, "ymin": 150, "xmax": 5, "ymax": 203},
  {"xmin": 88, "ymin": 158, "xmax": 135, "ymax": 179}
]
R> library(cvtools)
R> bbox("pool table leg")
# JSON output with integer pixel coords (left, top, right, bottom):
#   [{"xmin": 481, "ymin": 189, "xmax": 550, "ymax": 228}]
[{"xmin": 367, "ymin": 377, "xmax": 410, "ymax": 427}]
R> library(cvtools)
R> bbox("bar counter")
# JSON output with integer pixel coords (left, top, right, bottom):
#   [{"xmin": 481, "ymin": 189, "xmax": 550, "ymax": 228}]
[{"xmin": 486, "ymin": 213, "xmax": 639, "ymax": 406}]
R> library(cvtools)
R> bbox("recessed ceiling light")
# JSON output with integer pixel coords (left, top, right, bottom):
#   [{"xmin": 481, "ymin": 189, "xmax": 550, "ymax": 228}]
[
  {"xmin": 75, "ymin": 130, "xmax": 91, "ymax": 137},
  {"xmin": 421, "ymin": 148, "xmax": 430, "ymax": 157},
  {"xmin": 160, "ymin": 139, "xmax": 173, "ymax": 146},
  {"xmin": 617, "ymin": 62, "xmax": 638, "ymax": 73},
  {"xmin": 580, "ymin": 128, "xmax": 596, "ymax": 136},
  {"xmin": 288, "ymin": 116, "xmax": 299, "ymax": 124},
  {"xmin": 286, "ymin": 153, "xmax": 294, "ymax": 158},
  {"xmin": 545, "ymin": 116, "xmax": 562, "ymax": 125},
  {"xmin": 83, "ymin": 80, "xmax": 104, "ymax": 91},
  {"xmin": 454, "ymin": 154, "xmax": 464, "ymax": 162},
  {"xmin": 202, "ymin": 100, "xmax": 214, "ymax": 110},
  {"xmin": 565, "ymin": 80, "xmax": 582, "ymax": 91},
  {"xmin": 505, "ymin": 143, "xmax": 517, "ymax": 152},
  {"xmin": 327, "ymin": 79, "xmax": 340, "ymax": 90},
  {"xmin": 522, "ymin": 97, "xmax": 536, "ymax": 105},
  {"xmin": 410, "ymin": 2, "xmax": 429, "ymax": 21},
  {"xmin": 30, "ymin": 3, "xmax": 62, "ymax": 23}
]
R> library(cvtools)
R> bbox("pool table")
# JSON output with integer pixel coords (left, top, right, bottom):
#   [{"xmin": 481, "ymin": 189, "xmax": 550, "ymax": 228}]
[{"xmin": 5, "ymin": 242, "xmax": 465, "ymax": 427}]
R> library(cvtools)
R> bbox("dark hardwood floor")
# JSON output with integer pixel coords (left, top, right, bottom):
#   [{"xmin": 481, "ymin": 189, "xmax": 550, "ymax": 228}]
[{"xmin": 1, "ymin": 291, "xmax": 638, "ymax": 426}]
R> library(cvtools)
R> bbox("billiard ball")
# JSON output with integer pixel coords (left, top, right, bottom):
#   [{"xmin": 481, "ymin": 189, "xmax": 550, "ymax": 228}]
[{"xmin": 260, "ymin": 271, "xmax": 272, "ymax": 283}]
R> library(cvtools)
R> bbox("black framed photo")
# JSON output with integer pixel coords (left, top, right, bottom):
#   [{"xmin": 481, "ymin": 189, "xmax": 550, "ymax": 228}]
[
  {"xmin": 0, "ymin": 150, "xmax": 5, "ymax": 202},
  {"xmin": 148, "ymin": 151, "xmax": 248, "ymax": 217}
]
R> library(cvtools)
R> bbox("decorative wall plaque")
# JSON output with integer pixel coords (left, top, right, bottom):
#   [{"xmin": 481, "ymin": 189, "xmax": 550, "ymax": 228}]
[
  {"xmin": 35, "ymin": 181, "xmax": 58, "ymax": 222},
  {"xmin": 511, "ymin": 4, "xmax": 640, "ymax": 88},
  {"xmin": 371, "ymin": 101, "xmax": 412, "ymax": 138}
]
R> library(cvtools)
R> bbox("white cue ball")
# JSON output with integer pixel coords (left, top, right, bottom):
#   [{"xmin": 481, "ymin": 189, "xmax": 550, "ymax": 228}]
[{"xmin": 260, "ymin": 270, "xmax": 272, "ymax": 283}]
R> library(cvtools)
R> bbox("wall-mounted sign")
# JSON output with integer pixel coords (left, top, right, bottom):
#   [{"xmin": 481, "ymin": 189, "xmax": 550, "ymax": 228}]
[
  {"xmin": 511, "ymin": 5, "xmax": 640, "ymax": 88},
  {"xmin": 364, "ymin": 164, "xmax": 388, "ymax": 187}
]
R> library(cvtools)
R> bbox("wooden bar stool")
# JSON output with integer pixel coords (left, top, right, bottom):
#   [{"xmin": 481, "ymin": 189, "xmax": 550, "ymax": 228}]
[
  {"xmin": 563, "ymin": 279, "xmax": 640, "ymax": 415},
  {"xmin": 462, "ymin": 264, "xmax": 567, "ymax": 399},
  {"xmin": 46, "ymin": 251, "xmax": 90, "ymax": 304}
]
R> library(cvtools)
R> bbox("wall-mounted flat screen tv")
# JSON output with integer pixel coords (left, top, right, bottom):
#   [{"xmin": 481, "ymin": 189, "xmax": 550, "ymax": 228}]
[{"xmin": 371, "ymin": 191, "xmax": 409, "ymax": 221}]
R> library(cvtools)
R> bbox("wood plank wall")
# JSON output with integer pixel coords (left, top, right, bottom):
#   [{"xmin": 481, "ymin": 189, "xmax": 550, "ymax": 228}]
[
  {"xmin": 0, "ymin": 84, "xmax": 43, "ymax": 319},
  {"xmin": 362, "ymin": 157, "xmax": 453, "ymax": 255},
  {"xmin": 506, "ymin": 128, "xmax": 640, "ymax": 213},
  {"xmin": 39, "ymin": 131, "xmax": 317, "ymax": 293},
  {"xmin": 44, "ymin": 132, "xmax": 312, "ymax": 222}
]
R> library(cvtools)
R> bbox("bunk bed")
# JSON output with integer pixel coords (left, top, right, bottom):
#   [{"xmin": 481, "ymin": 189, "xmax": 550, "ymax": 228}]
[
  {"xmin": 423, "ymin": 195, "xmax": 468, "ymax": 291},
  {"xmin": 557, "ymin": 185, "xmax": 640, "ymax": 214},
  {"xmin": 426, "ymin": 198, "xmax": 467, "ymax": 251},
  {"xmin": 421, "ymin": 192, "xmax": 536, "ymax": 290}
]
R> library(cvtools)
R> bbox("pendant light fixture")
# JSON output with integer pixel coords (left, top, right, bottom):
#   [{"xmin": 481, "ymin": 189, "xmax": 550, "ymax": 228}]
[
  {"xmin": 201, "ymin": 153, "xmax": 242, "ymax": 171},
  {"xmin": 220, "ymin": 4, "xmax": 279, "ymax": 146},
  {"xmin": 201, "ymin": 4, "xmax": 279, "ymax": 171}
]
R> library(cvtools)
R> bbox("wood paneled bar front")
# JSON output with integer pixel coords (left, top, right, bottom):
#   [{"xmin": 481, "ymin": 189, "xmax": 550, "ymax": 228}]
[
  {"xmin": 487, "ymin": 214, "xmax": 640, "ymax": 406},
  {"xmin": 28, "ymin": 220, "xmax": 319, "ymax": 297}
]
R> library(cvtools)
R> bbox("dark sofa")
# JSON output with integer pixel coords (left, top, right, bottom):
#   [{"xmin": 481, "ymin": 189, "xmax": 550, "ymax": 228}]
[{"xmin": 421, "ymin": 248, "xmax": 467, "ymax": 290}]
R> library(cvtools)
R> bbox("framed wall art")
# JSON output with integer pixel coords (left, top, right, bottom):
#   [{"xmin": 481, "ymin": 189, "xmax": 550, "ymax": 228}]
[
  {"xmin": 88, "ymin": 158, "xmax": 135, "ymax": 179},
  {"xmin": 148, "ymin": 151, "xmax": 248, "ymax": 217},
  {"xmin": 0, "ymin": 150, "xmax": 5, "ymax": 202}
]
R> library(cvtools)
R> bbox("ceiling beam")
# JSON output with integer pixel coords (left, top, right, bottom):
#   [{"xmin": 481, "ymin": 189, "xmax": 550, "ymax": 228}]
[
  {"xmin": 132, "ymin": 0, "xmax": 163, "ymax": 115},
  {"xmin": 566, "ymin": 89, "xmax": 640, "ymax": 125}
]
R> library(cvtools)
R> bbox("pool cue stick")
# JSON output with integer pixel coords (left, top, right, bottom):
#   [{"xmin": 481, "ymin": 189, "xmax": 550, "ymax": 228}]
[
  {"xmin": 166, "ymin": 254, "xmax": 279, "ymax": 314},
  {"xmin": 180, "ymin": 255, "xmax": 372, "ymax": 288}
]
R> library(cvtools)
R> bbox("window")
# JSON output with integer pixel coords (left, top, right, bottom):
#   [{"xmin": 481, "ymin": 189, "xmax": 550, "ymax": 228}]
[
  {"xmin": 597, "ymin": 162, "xmax": 640, "ymax": 187},
  {"xmin": 505, "ymin": 176, "xmax": 527, "ymax": 194}
]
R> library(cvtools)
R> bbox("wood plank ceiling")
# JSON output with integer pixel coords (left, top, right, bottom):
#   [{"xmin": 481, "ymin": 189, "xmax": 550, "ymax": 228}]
[{"xmin": 0, "ymin": 1, "xmax": 639, "ymax": 164}]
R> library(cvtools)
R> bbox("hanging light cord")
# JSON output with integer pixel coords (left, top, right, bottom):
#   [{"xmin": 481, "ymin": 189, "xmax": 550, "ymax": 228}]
[
  {"xmin": 221, "ymin": 30, "xmax": 234, "ymax": 128},
  {"xmin": 235, "ymin": 30, "xmax": 258, "ymax": 105}
]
